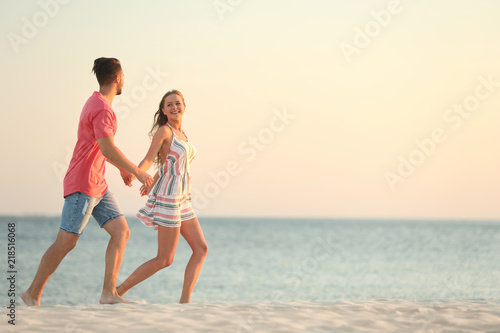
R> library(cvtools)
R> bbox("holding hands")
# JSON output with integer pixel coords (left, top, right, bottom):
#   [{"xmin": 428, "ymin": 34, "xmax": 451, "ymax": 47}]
[
  {"xmin": 136, "ymin": 170, "xmax": 154, "ymax": 187},
  {"xmin": 120, "ymin": 169, "xmax": 135, "ymax": 187},
  {"xmin": 120, "ymin": 168, "xmax": 155, "ymax": 197},
  {"xmin": 140, "ymin": 184, "xmax": 152, "ymax": 197},
  {"xmin": 140, "ymin": 171, "xmax": 158, "ymax": 196}
]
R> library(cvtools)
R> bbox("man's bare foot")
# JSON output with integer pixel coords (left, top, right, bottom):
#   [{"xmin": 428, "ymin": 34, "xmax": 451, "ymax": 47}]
[
  {"xmin": 21, "ymin": 291, "xmax": 40, "ymax": 306},
  {"xmin": 99, "ymin": 294, "xmax": 137, "ymax": 305}
]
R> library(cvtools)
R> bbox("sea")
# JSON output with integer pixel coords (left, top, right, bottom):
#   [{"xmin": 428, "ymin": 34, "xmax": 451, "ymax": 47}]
[{"xmin": 1, "ymin": 216, "xmax": 500, "ymax": 332}]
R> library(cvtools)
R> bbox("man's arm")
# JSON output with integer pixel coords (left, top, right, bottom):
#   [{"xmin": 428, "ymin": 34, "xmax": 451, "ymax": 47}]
[
  {"xmin": 97, "ymin": 136, "xmax": 153, "ymax": 186},
  {"xmin": 106, "ymin": 158, "xmax": 123, "ymax": 170},
  {"xmin": 106, "ymin": 158, "xmax": 134, "ymax": 186}
]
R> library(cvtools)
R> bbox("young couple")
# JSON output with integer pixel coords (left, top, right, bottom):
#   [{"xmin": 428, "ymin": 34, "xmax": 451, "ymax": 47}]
[{"xmin": 21, "ymin": 57, "xmax": 208, "ymax": 306}]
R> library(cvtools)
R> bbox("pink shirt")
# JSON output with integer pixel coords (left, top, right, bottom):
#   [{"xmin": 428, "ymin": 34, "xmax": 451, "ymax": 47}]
[{"xmin": 63, "ymin": 91, "xmax": 117, "ymax": 198}]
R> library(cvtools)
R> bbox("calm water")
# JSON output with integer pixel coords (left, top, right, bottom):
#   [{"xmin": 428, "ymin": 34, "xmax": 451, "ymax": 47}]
[{"xmin": 1, "ymin": 217, "xmax": 500, "ymax": 306}]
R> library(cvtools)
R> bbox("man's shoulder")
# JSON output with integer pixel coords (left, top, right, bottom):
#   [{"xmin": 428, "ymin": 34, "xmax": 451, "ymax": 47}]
[{"xmin": 83, "ymin": 92, "xmax": 113, "ymax": 117}]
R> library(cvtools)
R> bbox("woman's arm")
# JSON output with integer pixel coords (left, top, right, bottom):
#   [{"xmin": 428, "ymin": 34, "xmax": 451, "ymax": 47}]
[{"xmin": 138, "ymin": 125, "xmax": 171, "ymax": 171}]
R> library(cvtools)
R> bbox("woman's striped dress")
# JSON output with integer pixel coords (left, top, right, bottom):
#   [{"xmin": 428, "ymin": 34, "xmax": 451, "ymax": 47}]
[{"xmin": 137, "ymin": 123, "xmax": 197, "ymax": 229}]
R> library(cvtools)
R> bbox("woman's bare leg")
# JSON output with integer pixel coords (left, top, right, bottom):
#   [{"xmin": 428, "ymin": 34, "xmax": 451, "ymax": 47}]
[
  {"xmin": 117, "ymin": 225, "xmax": 180, "ymax": 296},
  {"xmin": 179, "ymin": 217, "xmax": 208, "ymax": 303}
]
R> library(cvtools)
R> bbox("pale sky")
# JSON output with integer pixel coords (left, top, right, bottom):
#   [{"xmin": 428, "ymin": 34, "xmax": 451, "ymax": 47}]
[{"xmin": 1, "ymin": 0, "xmax": 499, "ymax": 220}]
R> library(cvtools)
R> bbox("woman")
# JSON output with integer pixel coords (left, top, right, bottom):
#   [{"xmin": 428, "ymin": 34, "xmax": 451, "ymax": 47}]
[{"xmin": 117, "ymin": 90, "xmax": 208, "ymax": 303}]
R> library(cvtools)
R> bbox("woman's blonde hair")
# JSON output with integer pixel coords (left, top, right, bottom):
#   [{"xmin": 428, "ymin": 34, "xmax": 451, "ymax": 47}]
[{"xmin": 149, "ymin": 90, "xmax": 186, "ymax": 167}]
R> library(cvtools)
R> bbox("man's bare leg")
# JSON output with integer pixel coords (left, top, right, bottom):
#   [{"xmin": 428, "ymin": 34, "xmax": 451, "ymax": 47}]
[
  {"xmin": 99, "ymin": 216, "xmax": 131, "ymax": 304},
  {"xmin": 21, "ymin": 230, "xmax": 79, "ymax": 306}
]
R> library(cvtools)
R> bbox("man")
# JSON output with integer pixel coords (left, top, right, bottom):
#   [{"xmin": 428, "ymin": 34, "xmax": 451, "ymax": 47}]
[{"xmin": 21, "ymin": 57, "xmax": 153, "ymax": 306}]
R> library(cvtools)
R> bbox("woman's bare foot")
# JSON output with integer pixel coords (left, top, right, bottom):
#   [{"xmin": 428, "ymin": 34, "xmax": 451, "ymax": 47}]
[{"xmin": 21, "ymin": 291, "xmax": 40, "ymax": 306}]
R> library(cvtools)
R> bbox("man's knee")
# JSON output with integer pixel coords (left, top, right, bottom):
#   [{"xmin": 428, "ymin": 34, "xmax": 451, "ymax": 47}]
[
  {"xmin": 61, "ymin": 239, "xmax": 78, "ymax": 253},
  {"xmin": 111, "ymin": 226, "xmax": 130, "ymax": 243},
  {"xmin": 122, "ymin": 226, "xmax": 131, "ymax": 241},
  {"xmin": 55, "ymin": 231, "xmax": 79, "ymax": 253},
  {"xmin": 104, "ymin": 217, "xmax": 130, "ymax": 241}
]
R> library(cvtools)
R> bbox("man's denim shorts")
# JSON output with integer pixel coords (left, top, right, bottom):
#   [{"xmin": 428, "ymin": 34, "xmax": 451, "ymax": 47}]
[{"xmin": 59, "ymin": 189, "xmax": 124, "ymax": 236}]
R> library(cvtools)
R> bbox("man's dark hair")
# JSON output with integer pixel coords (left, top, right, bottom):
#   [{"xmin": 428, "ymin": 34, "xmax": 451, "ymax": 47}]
[{"xmin": 92, "ymin": 57, "xmax": 122, "ymax": 86}]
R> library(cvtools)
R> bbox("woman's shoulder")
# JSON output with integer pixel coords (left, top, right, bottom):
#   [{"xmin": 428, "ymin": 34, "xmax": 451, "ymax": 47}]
[
  {"xmin": 152, "ymin": 124, "xmax": 173, "ymax": 142},
  {"xmin": 157, "ymin": 124, "xmax": 173, "ymax": 136}
]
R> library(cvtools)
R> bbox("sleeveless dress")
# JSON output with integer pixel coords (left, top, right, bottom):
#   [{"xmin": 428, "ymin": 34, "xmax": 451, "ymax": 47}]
[{"xmin": 136, "ymin": 123, "xmax": 197, "ymax": 229}]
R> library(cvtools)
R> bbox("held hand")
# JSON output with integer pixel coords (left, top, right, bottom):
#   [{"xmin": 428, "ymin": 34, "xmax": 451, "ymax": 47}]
[
  {"xmin": 120, "ymin": 169, "xmax": 136, "ymax": 187},
  {"xmin": 136, "ymin": 170, "xmax": 154, "ymax": 187},
  {"xmin": 140, "ymin": 184, "xmax": 152, "ymax": 197}
]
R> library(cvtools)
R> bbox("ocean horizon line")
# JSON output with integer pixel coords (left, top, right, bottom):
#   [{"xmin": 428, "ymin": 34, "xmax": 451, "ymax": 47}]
[{"xmin": 1, "ymin": 214, "xmax": 499, "ymax": 224}]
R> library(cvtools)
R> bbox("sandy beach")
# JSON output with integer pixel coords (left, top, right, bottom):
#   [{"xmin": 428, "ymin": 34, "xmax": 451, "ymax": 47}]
[
  {"xmin": 3, "ymin": 218, "xmax": 500, "ymax": 332},
  {"xmin": 2, "ymin": 299, "xmax": 500, "ymax": 333}
]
